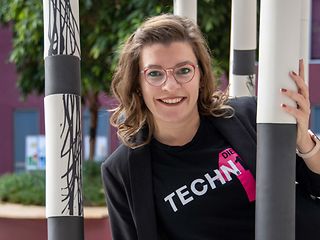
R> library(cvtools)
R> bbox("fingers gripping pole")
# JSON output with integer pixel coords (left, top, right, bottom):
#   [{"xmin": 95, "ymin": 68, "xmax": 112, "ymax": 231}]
[
  {"xmin": 256, "ymin": 0, "xmax": 301, "ymax": 239},
  {"xmin": 43, "ymin": 0, "xmax": 84, "ymax": 239}
]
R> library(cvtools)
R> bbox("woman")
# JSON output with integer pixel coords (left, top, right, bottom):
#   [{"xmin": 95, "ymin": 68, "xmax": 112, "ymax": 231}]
[{"xmin": 102, "ymin": 14, "xmax": 320, "ymax": 240}]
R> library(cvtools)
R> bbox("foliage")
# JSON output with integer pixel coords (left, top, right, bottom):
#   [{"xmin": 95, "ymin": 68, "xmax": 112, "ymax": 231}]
[
  {"xmin": 0, "ymin": 170, "xmax": 45, "ymax": 205},
  {"xmin": 198, "ymin": 0, "xmax": 232, "ymax": 76},
  {"xmin": 0, "ymin": 0, "xmax": 44, "ymax": 95},
  {"xmin": 0, "ymin": 161, "xmax": 105, "ymax": 206},
  {"xmin": 0, "ymin": 0, "xmax": 231, "ymax": 159},
  {"xmin": 82, "ymin": 160, "xmax": 106, "ymax": 206},
  {"xmin": 0, "ymin": 0, "xmax": 231, "ymax": 97}
]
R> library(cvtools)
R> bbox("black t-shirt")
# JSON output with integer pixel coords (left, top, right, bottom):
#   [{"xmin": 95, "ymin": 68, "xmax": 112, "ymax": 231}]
[{"xmin": 151, "ymin": 117, "xmax": 256, "ymax": 240}]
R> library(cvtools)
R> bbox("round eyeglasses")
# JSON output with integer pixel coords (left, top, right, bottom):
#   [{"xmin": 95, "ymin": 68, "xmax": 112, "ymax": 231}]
[{"xmin": 140, "ymin": 62, "xmax": 198, "ymax": 87}]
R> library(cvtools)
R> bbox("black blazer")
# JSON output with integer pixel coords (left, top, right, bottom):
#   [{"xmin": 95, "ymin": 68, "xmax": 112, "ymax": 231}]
[{"xmin": 101, "ymin": 96, "xmax": 320, "ymax": 240}]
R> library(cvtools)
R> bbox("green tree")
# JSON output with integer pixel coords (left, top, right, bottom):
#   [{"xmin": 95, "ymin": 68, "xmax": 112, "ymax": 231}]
[{"xmin": 0, "ymin": 0, "xmax": 231, "ymax": 159}]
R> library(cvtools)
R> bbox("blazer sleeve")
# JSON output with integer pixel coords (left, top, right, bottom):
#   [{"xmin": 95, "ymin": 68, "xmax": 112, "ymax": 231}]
[
  {"xmin": 296, "ymin": 156, "xmax": 320, "ymax": 198},
  {"xmin": 101, "ymin": 146, "xmax": 138, "ymax": 240},
  {"xmin": 229, "ymin": 96, "xmax": 257, "ymax": 140}
]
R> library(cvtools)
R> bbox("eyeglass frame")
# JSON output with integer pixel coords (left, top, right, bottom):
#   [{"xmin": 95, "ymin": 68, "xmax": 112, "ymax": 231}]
[{"xmin": 140, "ymin": 62, "xmax": 199, "ymax": 87}]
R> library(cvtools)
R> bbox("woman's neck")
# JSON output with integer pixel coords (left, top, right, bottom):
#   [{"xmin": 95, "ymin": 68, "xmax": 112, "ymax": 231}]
[{"xmin": 153, "ymin": 114, "xmax": 200, "ymax": 146}]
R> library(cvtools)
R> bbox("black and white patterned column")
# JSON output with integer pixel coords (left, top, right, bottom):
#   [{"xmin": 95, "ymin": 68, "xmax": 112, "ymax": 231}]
[
  {"xmin": 229, "ymin": 0, "xmax": 256, "ymax": 97},
  {"xmin": 43, "ymin": 0, "xmax": 84, "ymax": 239},
  {"xmin": 173, "ymin": 0, "xmax": 197, "ymax": 23},
  {"xmin": 256, "ymin": 0, "xmax": 301, "ymax": 239}
]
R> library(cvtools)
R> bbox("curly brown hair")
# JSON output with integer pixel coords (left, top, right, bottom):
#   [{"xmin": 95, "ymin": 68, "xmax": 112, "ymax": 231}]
[{"xmin": 110, "ymin": 14, "xmax": 233, "ymax": 148}]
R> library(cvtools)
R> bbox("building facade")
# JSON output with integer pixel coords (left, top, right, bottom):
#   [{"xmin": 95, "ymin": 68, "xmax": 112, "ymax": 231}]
[
  {"xmin": 0, "ymin": 24, "xmax": 119, "ymax": 174},
  {"xmin": 0, "ymin": 2, "xmax": 319, "ymax": 175}
]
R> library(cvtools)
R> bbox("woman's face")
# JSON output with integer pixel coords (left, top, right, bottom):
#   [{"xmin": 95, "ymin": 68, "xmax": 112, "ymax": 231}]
[{"xmin": 139, "ymin": 41, "xmax": 200, "ymax": 127}]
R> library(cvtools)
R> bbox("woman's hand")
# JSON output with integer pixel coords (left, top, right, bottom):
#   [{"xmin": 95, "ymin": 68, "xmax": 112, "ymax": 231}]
[{"xmin": 281, "ymin": 59, "xmax": 314, "ymax": 153}]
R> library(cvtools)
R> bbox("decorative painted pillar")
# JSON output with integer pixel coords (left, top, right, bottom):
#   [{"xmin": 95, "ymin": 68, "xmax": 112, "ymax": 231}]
[
  {"xmin": 229, "ymin": 0, "xmax": 257, "ymax": 97},
  {"xmin": 173, "ymin": 0, "xmax": 197, "ymax": 23},
  {"xmin": 43, "ymin": 0, "xmax": 84, "ymax": 239},
  {"xmin": 256, "ymin": 0, "xmax": 301, "ymax": 239}
]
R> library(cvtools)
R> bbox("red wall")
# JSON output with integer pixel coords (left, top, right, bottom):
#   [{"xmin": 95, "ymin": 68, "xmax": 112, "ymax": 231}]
[
  {"xmin": 0, "ymin": 217, "xmax": 112, "ymax": 240},
  {"xmin": 0, "ymin": 25, "xmax": 45, "ymax": 174},
  {"xmin": 310, "ymin": 64, "xmax": 320, "ymax": 105}
]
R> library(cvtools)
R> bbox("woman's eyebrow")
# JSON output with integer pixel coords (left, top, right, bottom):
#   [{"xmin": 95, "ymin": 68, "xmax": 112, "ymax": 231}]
[
  {"xmin": 143, "ymin": 60, "xmax": 193, "ymax": 69},
  {"xmin": 143, "ymin": 64, "xmax": 163, "ymax": 69}
]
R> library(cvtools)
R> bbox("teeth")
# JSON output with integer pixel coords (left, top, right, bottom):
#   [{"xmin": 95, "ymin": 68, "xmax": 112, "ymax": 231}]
[{"xmin": 161, "ymin": 98, "xmax": 183, "ymax": 104}]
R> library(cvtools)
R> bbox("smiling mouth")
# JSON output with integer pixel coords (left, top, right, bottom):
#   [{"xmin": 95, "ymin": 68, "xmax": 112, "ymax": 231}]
[{"xmin": 159, "ymin": 97, "xmax": 184, "ymax": 105}]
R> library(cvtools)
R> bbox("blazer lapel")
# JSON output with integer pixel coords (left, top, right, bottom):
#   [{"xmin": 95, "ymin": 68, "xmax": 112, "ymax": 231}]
[
  {"xmin": 128, "ymin": 145, "xmax": 158, "ymax": 240},
  {"xmin": 212, "ymin": 115, "xmax": 257, "ymax": 176}
]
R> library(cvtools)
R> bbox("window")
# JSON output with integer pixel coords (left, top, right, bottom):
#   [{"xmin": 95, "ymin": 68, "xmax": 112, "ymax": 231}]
[
  {"xmin": 82, "ymin": 108, "xmax": 110, "ymax": 161},
  {"xmin": 14, "ymin": 110, "xmax": 39, "ymax": 172}
]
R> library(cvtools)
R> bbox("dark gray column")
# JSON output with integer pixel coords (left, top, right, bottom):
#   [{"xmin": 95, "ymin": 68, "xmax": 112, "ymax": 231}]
[
  {"xmin": 43, "ymin": 1, "xmax": 84, "ymax": 240},
  {"xmin": 256, "ymin": 124, "xmax": 296, "ymax": 240},
  {"xmin": 256, "ymin": 0, "xmax": 301, "ymax": 239}
]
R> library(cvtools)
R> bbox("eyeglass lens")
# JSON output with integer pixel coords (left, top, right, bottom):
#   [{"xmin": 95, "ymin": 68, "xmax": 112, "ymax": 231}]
[{"xmin": 145, "ymin": 64, "xmax": 195, "ymax": 86}]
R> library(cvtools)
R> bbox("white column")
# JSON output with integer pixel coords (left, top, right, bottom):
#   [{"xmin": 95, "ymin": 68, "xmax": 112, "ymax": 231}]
[
  {"xmin": 256, "ymin": 0, "xmax": 301, "ymax": 239},
  {"xmin": 229, "ymin": 0, "xmax": 257, "ymax": 97},
  {"xmin": 300, "ymin": 0, "xmax": 311, "ymax": 85},
  {"xmin": 173, "ymin": 0, "xmax": 197, "ymax": 23}
]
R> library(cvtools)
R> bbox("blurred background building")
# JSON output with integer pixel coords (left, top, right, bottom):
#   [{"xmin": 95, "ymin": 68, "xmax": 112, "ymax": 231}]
[{"xmin": 0, "ymin": 0, "xmax": 319, "ymax": 175}]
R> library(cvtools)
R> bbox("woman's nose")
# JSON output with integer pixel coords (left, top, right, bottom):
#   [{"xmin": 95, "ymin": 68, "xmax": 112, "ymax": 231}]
[{"xmin": 162, "ymin": 71, "xmax": 181, "ymax": 91}]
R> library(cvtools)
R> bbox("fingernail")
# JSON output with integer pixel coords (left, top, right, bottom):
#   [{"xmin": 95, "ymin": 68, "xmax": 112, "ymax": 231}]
[
  {"xmin": 281, "ymin": 88, "xmax": 287, "ymax": 92},
  {"xmin": 281, "ymin": 104, "xmax": 287, "ymax": 108}
]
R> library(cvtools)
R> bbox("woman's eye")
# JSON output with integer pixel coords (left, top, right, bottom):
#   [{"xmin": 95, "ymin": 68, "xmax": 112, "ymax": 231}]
[
  {"xmin": 148, "ymin": 70, "xmax": 163, "ymax": 77},
  {"xmin": 177, "ymin": 67, "xmax": 191, "ymax": 75}
]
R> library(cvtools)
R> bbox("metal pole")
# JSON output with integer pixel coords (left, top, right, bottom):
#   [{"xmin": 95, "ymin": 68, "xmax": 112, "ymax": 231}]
[
  {"xmin": 43, "ymin": 0, "xmax": 84, "ymax": 239},
  {"xmin": 173, "ymin": 0, "xmax": 197, "ymax": 23},
  {"xmin": 256, "ymin": 0, "xmax": 301, "ymax": 239},
  {"xmin": 300, "ymin": 0, "xmax": 311, "ymax": 85},
  {"xmin": 229, "ymin": 0, "xmax": 257, "ymax": 97}
]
